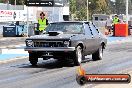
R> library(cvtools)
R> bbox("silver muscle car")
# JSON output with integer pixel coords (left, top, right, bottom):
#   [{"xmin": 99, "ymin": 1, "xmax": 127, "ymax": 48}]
[{"xmin": 25, "ymin": 21, "xmax": 107, "ymax": 66}]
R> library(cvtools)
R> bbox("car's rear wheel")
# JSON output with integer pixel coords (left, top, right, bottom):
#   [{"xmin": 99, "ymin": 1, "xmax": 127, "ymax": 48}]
[
  {"xmin": 92, "ymin": 45, "xmax": 103, "ymax": 61},
  {"xmin": 30, "ymin": 60, "xmax": 37, "ymax": 66},
  {"xmin": 73, "ymin": 46, "xmax": 84, "ymax": 66},
  {"xmin": 29, "ymin": 53, "xmax": 38, "ymax": 66}
]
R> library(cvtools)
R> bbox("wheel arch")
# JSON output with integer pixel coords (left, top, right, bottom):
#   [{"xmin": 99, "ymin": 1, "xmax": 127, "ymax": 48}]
[
  {"xmin": 76, "ymin": 43, "xmax": 84, "ymax": 51},
  {"xmin": 101, "ymin": 42, "xmax": 106, "ymax": 49}
]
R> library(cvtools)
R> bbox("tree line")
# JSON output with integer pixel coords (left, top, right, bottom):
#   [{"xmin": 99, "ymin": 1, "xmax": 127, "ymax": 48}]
[
  {"xmin": 0, "ymin": 0, "xmax": 132, "ymax": 20},
  {"xmin": 70, "ymin": 0, "xmax": 132, "ymax": 20},
  {"xmin": 0, "ymin": 0, "xmax": 25, "ymax": 5}
]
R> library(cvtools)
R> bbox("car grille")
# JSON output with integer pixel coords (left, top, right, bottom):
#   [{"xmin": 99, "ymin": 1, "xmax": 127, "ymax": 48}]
[{"xmin": 33, "ymin": 41, "xmax": 64, "ymax": 47}]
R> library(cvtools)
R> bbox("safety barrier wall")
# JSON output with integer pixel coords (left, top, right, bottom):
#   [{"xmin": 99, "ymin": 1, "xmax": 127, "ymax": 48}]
[{"xmin": 115, "ymin": 24, "xmax": 128, "ymax": 37}]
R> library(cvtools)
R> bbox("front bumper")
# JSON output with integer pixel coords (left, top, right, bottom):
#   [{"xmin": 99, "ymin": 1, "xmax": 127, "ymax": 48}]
[{"xmin": 24, "ymin": 47, "xmax": 75, "ymax": 52}]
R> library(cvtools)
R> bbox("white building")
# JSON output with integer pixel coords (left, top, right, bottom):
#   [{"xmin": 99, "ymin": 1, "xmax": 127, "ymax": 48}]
[{"xmin": 0, "ymin": 0, "xmax": 70, "ymax": 22}]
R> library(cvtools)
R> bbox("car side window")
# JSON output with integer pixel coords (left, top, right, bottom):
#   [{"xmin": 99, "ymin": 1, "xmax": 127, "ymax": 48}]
[
  {"xmin": 75, "ymin": 24, "xmax": 84, "ymax": 33},
  {"xmin": 84, "ymin": 23, "xmax": 93, "ymax": 36},
  {"xmin": 89, "ymin": 23, "xmax": 99, "ymax": 36},
  {"xmin": 92, "ymin": 23, "xmax": 100, "ymax": 33}
]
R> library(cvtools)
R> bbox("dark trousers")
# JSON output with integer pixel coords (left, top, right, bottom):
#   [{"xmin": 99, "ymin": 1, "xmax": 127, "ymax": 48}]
[
  {"xmin": 35, "ymin": 30, "xmax": 43, "ymax": 35},
  {"xmin": 35, "ymin": 30, "xmax": 39, "ymax": 35},
  {"xmin": 112, "ymin": 25, "xmax": 115, "ymax": 36}
]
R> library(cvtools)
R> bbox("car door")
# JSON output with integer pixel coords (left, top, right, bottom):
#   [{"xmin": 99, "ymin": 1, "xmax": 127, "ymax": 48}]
[
  {"xmin": 83, "ymin": 22, "xmax": 97, "ymax": 55},
  {"xmin": 89, "ymin": 22, "xmax": 101, "ymax": 51}
]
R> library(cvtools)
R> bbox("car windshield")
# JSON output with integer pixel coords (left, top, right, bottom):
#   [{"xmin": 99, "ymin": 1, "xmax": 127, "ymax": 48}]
[{"xmin": 45, "ymin": 22, "xmax": 84, "ymax": 34}]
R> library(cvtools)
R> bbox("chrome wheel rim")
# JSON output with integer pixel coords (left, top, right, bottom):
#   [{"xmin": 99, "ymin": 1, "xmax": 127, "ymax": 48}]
[
  {"xmin": 100, "ymin": 47, "xmax": 103, "ymax": 58},
  {"xmin": 78, "ymin": 48, "xmax": 82, "ymax": 63}
]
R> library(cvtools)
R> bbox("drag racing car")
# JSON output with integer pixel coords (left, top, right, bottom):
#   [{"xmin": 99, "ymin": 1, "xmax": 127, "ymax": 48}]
[{"xmin": 24, "ymin": 21, "xmax": 107, "ymax": 66}]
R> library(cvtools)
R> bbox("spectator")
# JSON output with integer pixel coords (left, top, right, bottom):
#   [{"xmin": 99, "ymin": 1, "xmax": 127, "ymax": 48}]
[
  {"xmin": 105, "ymin": 17, "xmax": 112, "ymax": 34},
  {"xmin": 112, "ymin": 15, "xmax": 120, "ymax": 36}
]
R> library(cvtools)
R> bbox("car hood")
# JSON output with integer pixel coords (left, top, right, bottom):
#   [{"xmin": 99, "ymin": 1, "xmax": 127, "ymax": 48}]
[{"xmin": 28, "ymin": 34, "xmax": 77, "ymax": 40}]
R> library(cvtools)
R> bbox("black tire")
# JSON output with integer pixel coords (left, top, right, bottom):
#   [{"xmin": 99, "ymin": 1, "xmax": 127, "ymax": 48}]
[
  {"xmin": 92, "ymin": 45, "xmax": 103, "ymax": 61},
  {"xmin": 76, "ymin": 75, "xmax": 87, "ymax": 85},
  {"xmin": 29, "ymin": 53, "xmax": 38, "ymax": 66},
  {"xmin": 57, "ymin": 59, "xmax": 67, "ymax": 66},
  {"xmin": 73, "ymin": 46, "xmax": 84, "ymax": 66},
  {"xmin": 30, "ymin": 60, "xmax": 37, "ymax": 66}
]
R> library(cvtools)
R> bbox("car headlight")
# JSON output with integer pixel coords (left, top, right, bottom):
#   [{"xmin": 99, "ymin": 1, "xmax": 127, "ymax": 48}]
[
  {"xmin": 26, "ymin": 40, "xmax": 34, "ymax": 47},
  {"xmin": 64, "ymin": 41, "xmax": 70, "ymax": 47}
]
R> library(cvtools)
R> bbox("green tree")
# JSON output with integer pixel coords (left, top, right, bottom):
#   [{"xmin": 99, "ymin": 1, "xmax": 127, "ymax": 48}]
[
  {"xmin": 0, "ymin": 0, "xmax": 8, "ymax": 3},
  {"xmin": 95, "ymin": 0, "xmax": 111, "ymax": 14},
  {"xmin": 88, "ymin": 0, "xmax": 99, "ymax": 20},
  {"xmin": 129, "ymin": 0, "xmax": 132, "ymax": 14},
  {"xmin": 69, "ymin": 0, "xmax": 111, "ymax": 20},
  {"xmin": 110, "ymin": 0, "xmax": 126, "ymax": 14},
  {"xmin": 115, "ymin": 0, "xmax": 125, "ymax": 14},
  {"xmin": 69, "ymin": 0, "xmax": 77, "ymax": 20},
  {"xmin": 76, "ymin": 0, "xmax": 87, "ymax": 20}
]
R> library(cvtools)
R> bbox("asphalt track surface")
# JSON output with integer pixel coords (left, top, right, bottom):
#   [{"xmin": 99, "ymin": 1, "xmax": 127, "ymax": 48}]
[
  {"xmin": 0, "ymin": 36, "xmax": 126, "ymax": 60},
  {"xmin": 0, "ymin": 41, "xmax": 132, "ymax": 88},
  {"xmin": 0, "ymin": 37, "xmax": 26, "ymax": 48}
]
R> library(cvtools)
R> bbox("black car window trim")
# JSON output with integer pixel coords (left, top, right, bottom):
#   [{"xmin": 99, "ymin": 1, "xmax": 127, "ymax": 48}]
[
  {"xmin": 83, "ymin": 23, "xmax": 93, "ymax": 36},
  {"xmin": 92, "ymin": 23, "xmax": 100, "ymax": 33},
  {"xmin": 87, "ymin": 23, "xmax": 94, "ymax": 36},
  {"xmin": 89, "ymin": 23, "xmax": 99, "ymax": 36},
  {"xmin": 85, "ymin": 22, "xmax": 93, "ymax": 36}
]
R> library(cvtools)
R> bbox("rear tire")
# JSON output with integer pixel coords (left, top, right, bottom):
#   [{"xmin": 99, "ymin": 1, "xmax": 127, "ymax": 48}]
[
  {"xmin": 92, "ymin": 45, "xmax": 103, "ymax": 61},
  {"xmin": 29, "ymin": 53, "xmax": 38, "ymax": 66},
  {"xmin": 73, "ymin": 46, "xmax": 84, "ymax": 66},
  {"xmin": 30, "ymin": 60, "xmax": 37, "ymax": 66}
]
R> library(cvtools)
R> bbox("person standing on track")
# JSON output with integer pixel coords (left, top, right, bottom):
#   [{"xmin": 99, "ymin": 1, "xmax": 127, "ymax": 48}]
[
  {"xmin": 112, "ymin": 15, "xmax": 120, "ymax": 36},
  {"xmin": 38, "ymin": 12, "xmax": 48, "ymax": 34},
  {"xmin": 105, "ymin": 17, "xmax": 112, "ymax": 35}
]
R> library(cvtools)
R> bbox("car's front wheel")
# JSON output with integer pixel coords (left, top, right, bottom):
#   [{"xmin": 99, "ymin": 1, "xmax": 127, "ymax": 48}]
[
  {"xmin": 29, "ymin": 53, "xmax": 38, "ymax": 66},
  {"xmin": 73, "ymin": 46, "xmax": 84, "ymax": 66},
  {"xmin": 92, "ymin": 45, "xmax": 103, "ymax": 61}
]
